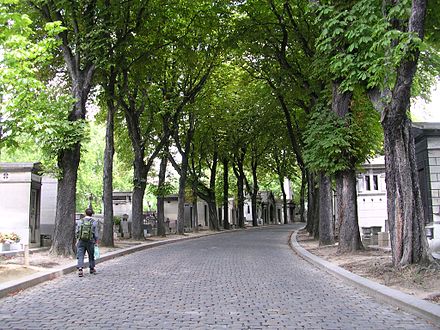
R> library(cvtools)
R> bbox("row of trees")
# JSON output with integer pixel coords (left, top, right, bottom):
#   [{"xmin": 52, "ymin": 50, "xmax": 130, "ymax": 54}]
[{"xmin": 1, "ymin": 0, "xmax": 438, "ymax": 267}]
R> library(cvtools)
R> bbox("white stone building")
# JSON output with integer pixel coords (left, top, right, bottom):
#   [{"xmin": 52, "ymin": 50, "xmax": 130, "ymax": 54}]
[
  {"xmin": 356, "ymin": 156, "xmax": 388, "ymax": 233},
  {"xmin": 0, "ymin": 163, "xmax": 42, "ymax": 248}
]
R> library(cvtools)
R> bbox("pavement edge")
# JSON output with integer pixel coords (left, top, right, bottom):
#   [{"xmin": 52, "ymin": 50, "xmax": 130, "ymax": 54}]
[{"xmin": 289, "ymin": 228, "xmax": 440, "ymax": 326}]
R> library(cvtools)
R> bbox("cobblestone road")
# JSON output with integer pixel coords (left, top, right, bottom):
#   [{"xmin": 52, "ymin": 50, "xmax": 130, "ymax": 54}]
[{"xmin": 0, "ymin": 224, "xmax": 437, "ymax": 329}]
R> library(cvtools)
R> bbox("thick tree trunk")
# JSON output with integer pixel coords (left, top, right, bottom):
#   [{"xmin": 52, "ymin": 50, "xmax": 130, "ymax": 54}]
[
  {"xmin": 50, "ymin": 144, "xmax": 80, "ymax": 256},
  {"xmin": 237, "ymin": 174, "xmax": 245, "ymax": 228},
  {"xmin": 251, "ymin": 163, "xmax": 259, "ymax": 227},
  {"xmin": 319, "ymin": 172, "xmax": 334, "ymax": 246},
  {"xmin": 335, "ymin": 174, "xmax": 343, "ymax": 240},
  {"xmin": 223, "ymin": 159, "xmax": 230, "ymax": 230},
  {"xmin": 176, "ymin": 112, "xmax": 194, "ymax": 234},
  {"xmin": 156, "ymin": 154, "xmax": 167, "ymax": 237},
  {"xmin": 131, "ymin": 187, "xmax": 146, "ymax": 239},
  {"xmin": 177, "ymin": 151, "xmax": 188, "ymax": 235},
  {"xmin": 51, "ymin": 67, "xmax": 94, "ymax": 256},
  {"xmin": 331, "ymin": 82, "xmax": 363, "ymax": 252},
  {"xmin": 192, "ymin": 195, "xmax": 199, "ymax": 233},
  {"xmin": 282, "ymin": 190, "xmax": 288, "ymax": 224},
  {"xmin": 306, "ymin": 171, "xmax": 316, "ymax": 234},
  {"xmin": 312, "ymin": 184, "xmax": 320, "ymax": 240},
  {"xmin": 191, "ymin": 182, "xmax": 199, "ymax": 233},
  {"xmin": 101, "ymin": 68, "xmax": 116, "ymax": 247},
  {"xmin": 383, "ymin": 116, "xmax": 431, "ymax": 266},
  {"xmin": 209, "ymin": 152, "xmax": 219, "ymax": 230},
  {"xmin": 208, "ymin": 198, "xmax": 219, "ymax": 230},
  {"xmin": 337, "ymin": 169, "xmax": 363, "ymax": 253},
  {"xmin": 300, "ymin": 169, "xmax": 307, "ymax": 223},
  {"xmin": 131, "ymin": 154, "xmax": 147, "ymax": 240},
  {"xmin": 123, "ymin": 88, "xmax": 147, "ymax": 241},
  {"xmin": 378, "ymin": 0, "xmax": 431, "ymax": 266}
]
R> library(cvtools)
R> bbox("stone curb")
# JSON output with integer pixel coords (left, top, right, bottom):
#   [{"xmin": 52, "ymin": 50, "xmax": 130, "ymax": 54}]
[
  {"xmin": 289, "ymin": 228, "xmax": 440, "ymax": 326},
  {"xmin": 0, "ymin": 229, "xmax": 239, "ymax": 299}
]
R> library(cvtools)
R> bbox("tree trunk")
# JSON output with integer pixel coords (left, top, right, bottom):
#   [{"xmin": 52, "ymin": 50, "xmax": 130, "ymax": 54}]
[
  {"xmin": 251, "ymin": 163, "xmax": 259, "ymax": 227},
  {"xmin": 156, "ymin": 154, "xmax": 167, "ymax": 237},
  {"xmin": 177, "ymin": 150, "xmax": 188, "ymax": 235},
  {"xmin": 192, "ymin": 194, "xmax": 199, "ymax": 233},
  {"xmin": 50, "ymin": 67, "xmax": 94, "ymax": 256},
  {"xmin": 337, "ymin": 169, "xmax": 363, "ymax": 253},
  {"xmin": 282, "ymin": 189, "xmax": 288, "ymax": 224},
  {"xmin": 319, "ymin": 172, "xmax": 334, "ymax": 246},
  {"xmin": 331, "ymin": 81, "xmax": 363, "ymax": 252},
  {"xmin": 223, "ymin": 158, "xmax": 230, "ymax": 230},
  {"xmin": 312, "ymin": 183, "xmax": 320, "ymax": 240},
  {"xmin": 334, "ymin": 174, "xmax": 343, "ymax": 240},
  {"xmin": 378, "ymin": 0, "xmax": 431, "ymax": 266},
  {"xmin": 306, "ymin": 171, "xmax": 316, "ymax": 234},
  {"xmin": 50, "ymin": 144, "xmax": 80, "ymax": 256},
  {"xmin": 101, "ymin": 68, "xmax": 116, "ymax": 247},
  {"xmin": 299, "ymin": 169, "xmax": 307, "ymax": 223},
  {"xmin": 277, "ymin": 174, "xmax": 289, "ymax": 225},
  {"xmin": 209, "ymin": 152, "xmax": 219, "ymax": 230},
  {"xmin": 131, "ymin": 154, "xmax": 147, "ymax": 240},
  {"xmin": 191, "ymin": 179, "xmax": 199, "ymax": 233},
  {"xmin": 237, "ymin": 174, "xmax": 245, "ymax": 228},
  {"xmin": 208, "ymin": 197, "xmax": 219, "ymax": 230},
  {"xmin": 176, "ymin": 112, "xmax": 194, "ymax": 234},
  {"xmin": 383, "ymin": 114, "xmax": 431, "ymax": 266}
]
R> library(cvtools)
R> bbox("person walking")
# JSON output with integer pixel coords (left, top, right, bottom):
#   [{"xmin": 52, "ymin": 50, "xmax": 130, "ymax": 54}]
[{"xmin": 76, "ymin": 208, "xmax": 99, "ymax": 277}]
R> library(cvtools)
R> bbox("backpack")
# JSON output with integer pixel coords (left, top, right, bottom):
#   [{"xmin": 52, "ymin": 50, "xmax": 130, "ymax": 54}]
[{"xmin": 79, "ymin": 218, "xmax": 93, "ymax": 241}]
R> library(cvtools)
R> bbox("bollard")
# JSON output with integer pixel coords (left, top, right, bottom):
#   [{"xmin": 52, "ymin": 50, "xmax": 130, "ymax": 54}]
[{"xmin": 24, "ymin": 244, "xmax": 30, "ymax": 266}]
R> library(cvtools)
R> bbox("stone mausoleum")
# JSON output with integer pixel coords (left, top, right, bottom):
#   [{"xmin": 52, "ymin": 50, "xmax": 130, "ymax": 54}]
[{"xmin": 0, "ymin": 162, "xmax": 42, "ymax": 248}]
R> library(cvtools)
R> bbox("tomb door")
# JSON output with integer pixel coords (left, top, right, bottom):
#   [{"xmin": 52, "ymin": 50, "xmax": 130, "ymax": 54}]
[{"xmin": 29, "ymin": 187, "xmax": 41, "ymax": 243}]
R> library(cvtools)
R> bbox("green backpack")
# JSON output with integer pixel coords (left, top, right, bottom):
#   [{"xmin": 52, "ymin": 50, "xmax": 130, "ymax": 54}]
[{"xmin": 79, "ymin": 218, "xmax": 93, "ymax": 241}]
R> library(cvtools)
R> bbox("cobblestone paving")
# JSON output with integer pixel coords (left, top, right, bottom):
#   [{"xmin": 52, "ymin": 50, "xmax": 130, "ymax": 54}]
[{"xmin": 0, "ymin": 224, "xmax": 438, "ymax": 329}]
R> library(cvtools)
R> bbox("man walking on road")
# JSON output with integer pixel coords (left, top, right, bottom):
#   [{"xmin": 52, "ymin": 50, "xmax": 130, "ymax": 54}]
[{"xmin": 76, "ymin": 208, "xmax": 99, "ymax": 277}]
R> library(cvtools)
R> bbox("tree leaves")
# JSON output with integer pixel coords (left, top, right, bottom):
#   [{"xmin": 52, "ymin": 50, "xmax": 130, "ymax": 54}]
[{"xmin": 304, "ymin": 88, "xmax": 383, "ymax": 175}]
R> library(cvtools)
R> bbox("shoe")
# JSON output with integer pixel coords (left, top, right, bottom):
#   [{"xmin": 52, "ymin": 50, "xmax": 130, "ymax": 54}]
[
  {"xmin": 90, "ymin": 268, "xmax": 96, "ymax": 275},
  {"xmin": 78, "ymin": 268, "xmax": 83, "ymax": 277}
]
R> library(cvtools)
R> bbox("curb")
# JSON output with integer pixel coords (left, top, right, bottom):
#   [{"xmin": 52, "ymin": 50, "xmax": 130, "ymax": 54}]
[
  {"xmin": 289, "ymin": 228, "xmax": 440, "ymax": 326},
  {"xmin": 0, "ymin": 230, "xmax": 233, "ymax": 299}
]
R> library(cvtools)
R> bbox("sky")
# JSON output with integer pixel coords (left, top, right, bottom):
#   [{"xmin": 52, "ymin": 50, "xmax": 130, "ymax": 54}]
[{"xmin": 411, "ymin": 80, "xmax": 440, "ymax": 122}]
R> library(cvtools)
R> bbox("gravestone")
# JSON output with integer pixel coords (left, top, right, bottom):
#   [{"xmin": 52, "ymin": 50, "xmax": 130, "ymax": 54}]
[{"xmin": 121, "ymin": 214, "xmax": 130, "ymax": 238}]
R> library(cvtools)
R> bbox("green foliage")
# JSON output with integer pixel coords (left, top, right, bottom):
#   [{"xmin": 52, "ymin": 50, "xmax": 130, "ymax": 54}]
[
  {"xmin": 314, "ymin": 0, "xmax": 437, "ymax": 94},
  {"xmin": 304, "ymin": 89, "xmax": 383, "ymax": 175},
  {"xmin": 76, "ymin": 122, "xmax": 135, "ymax": 212},
  {"xmin": 0, "ymin": 0, "xmax": 74, "ymax": 167},
  {"xmin": 148, "ymin": 182, "xmax": 176, "ymax": 198},
  {"xmin": 425, "ymin": 0, "xmax": 440, "ymax": 48}
]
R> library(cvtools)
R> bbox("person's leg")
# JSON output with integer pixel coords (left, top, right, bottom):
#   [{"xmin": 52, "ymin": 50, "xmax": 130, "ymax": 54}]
[
  {"xmin": 87, "ymin": 242, "xmax": 96, "ymax": 273},
  {"xmin": 77, "ymin": 241, "xmax": 85, "ymax": 277}
]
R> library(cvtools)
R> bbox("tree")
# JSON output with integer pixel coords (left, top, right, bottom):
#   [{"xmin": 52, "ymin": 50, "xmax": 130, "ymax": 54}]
[
  {"xmin": 236, "ymin": 0, "xmax": 322, "ymax": 227},
  {"xmin": 377, "ymin": 0, "xmax": 432, "ymax": 266},
  {"xmin": 0, "ymin": 1, "xmax": 68, "ymax": 154},
  {"xmin": 96, "ymin": 0, "xmax": 161, "ymax": 245},
  {"xmin": 24, "ymin": 0, "xmax": 105, "ymax": 256},
  {"xmin": 315, "ymin": 0, "xmax": 436, "ymax": 264}
]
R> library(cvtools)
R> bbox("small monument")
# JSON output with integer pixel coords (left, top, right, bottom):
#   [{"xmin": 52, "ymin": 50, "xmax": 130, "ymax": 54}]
[{"xmin": 121, "ymin": 213, "xmax": 130, "ymax": 238}]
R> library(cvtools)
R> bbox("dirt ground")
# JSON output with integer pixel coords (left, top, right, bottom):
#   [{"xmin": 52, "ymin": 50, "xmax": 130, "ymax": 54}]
[
  {"xmin": 296, "ymin": 229, "xmax": 440, "ymax": 305},
  {"xmin": 2, "ymin": 229, "xmax": 440, "ymax": 306}
]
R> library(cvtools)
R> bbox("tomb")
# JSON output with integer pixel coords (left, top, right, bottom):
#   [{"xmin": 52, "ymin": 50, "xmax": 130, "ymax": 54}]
[{"xmin": 0, "ymin": 162, "xmax": 42, "ymax": 248}]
